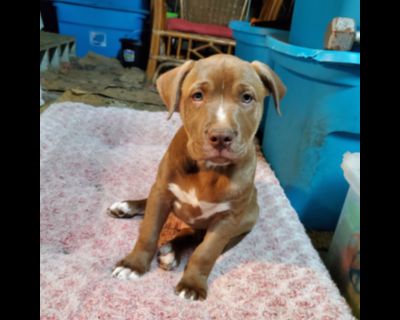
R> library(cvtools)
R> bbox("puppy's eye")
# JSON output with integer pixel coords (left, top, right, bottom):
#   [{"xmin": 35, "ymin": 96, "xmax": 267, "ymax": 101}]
[
  {"xmin": 192, "ymin": 92, "xmax": 203, "ymax": 101},
  {"xmin": 241, "ymin": 93, "xmax": 253, "ymax": 104}
]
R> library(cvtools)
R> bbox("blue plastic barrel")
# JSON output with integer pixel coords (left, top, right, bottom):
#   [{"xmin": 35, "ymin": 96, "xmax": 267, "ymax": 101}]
[
  {"xmin": 229, "ymin": 21, "xmax": 289, "ymax": 138},
  {"xmin": 289, "ymin": 0, "xmax": 360, "ymax": 49},
  {"xmin": 53, "ymin": 0, "xmax": 149, "ymax": 58},
  {"xmin": 262, "ymin": 35, "xmax": 360, "ymax": 230}
]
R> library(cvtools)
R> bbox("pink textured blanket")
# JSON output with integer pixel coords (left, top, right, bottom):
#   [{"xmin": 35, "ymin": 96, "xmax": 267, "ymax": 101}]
[{"xmin": 40, "ymin": 102, "xmax": 354, "ymax": 320}]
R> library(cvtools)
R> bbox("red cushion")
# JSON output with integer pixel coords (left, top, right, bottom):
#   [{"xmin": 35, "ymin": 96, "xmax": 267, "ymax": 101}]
[{"xmin": 167, "ymin": 18, "xmax": 233, "ymax": 39}]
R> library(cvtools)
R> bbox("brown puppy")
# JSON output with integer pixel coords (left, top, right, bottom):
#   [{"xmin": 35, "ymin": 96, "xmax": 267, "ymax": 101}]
[{"xmin": 108, "ymin": 54, "xmax": 286, "ymax": 300}]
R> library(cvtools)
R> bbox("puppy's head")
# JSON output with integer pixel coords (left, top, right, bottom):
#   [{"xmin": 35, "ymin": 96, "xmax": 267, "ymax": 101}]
[{"xmin": 156, "ymin": 54, "xmax": 286, "ymax": 165}]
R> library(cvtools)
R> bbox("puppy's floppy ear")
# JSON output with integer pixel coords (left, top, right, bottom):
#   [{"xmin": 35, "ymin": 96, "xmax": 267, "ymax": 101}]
[
  {"xmin": 156, "ymin": 60, "xmax": 195, "ymax": 119},
  {"xmin": 251, "ymin": 61, "xmax": 286, "ymax": 116}
]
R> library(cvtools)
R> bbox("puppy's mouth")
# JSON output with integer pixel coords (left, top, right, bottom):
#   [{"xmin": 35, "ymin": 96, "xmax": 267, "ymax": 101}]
[
  {"xmin": 202, "ymin": 148, "xmax": 237, "ymax": 164},
  {"xmin": 206, "ymin": 156, "xmax": 231, "ymax": 165},
  {"xmin": 187, "ymin": 139, "xmax": 244, "ymax": 164}
]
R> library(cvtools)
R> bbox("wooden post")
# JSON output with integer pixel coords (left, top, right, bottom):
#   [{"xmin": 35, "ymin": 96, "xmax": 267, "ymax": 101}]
[
  {"xmin": 146, "ymin": 0, "xmax": 167, "ymax": 82},
  {"xmin": 177, "ymin": 37, "xmax": 182, "ymax": 59}
]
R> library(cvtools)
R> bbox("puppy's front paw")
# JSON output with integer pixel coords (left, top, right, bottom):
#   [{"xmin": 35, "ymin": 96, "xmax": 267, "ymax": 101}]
[
  {"xmin": 175, "ymin": 280, "xmax": 207, "ymax": 301},
  {"xmin": 112, "ymin": 254, "xmax": 148, "ymax": 280},
  {"xmin": 112, "ymin": 266, "xmax": 140, "ymax": 280}
]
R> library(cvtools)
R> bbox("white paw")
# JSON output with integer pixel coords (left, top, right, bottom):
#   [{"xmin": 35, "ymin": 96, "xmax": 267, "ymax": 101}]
[
  {"xmin": 177, "ymin": 289, "xmax": 195, "ymax": 300},
  {"xmin": 159, "ymin": 252, "xmax": 178, "ymax": 269},
  {"xmin": 158, "ymin": 243, "xmax": 178, "ymax": 270},
  {"xmin": 107, "ymin": 201, "xmax": 133, "ymax": 218},
  {"xmin": 112, "ymin": 266, "xmax": 140, "ymax": 280},
  {"xmin": 110, "ymin": 201, "xmax": 132, "ymax": 213}
]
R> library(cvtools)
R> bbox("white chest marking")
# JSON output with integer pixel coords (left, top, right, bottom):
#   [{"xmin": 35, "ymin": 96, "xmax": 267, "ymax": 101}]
[
  {"xmin": 168, "ymin": 183, "xmax": 230, "ymax": 221},
  {"xmin": 168, "ymin": 183, "xmax": 199, "ymax": 207},
  {"xmin": 197, "ymin": 201, "xmax": 231, "ymax": 220}
]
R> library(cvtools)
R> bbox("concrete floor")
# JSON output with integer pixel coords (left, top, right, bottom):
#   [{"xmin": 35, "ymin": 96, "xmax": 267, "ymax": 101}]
[{"xmin": 41, "ymin": 52, "xmax": 165, "ymax": 113}]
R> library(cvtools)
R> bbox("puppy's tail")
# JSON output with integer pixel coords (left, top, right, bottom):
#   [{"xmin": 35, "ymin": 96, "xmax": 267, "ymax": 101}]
[{"xmin": 107, "ymin": 199, "xmax": 147, "ymax": 219}]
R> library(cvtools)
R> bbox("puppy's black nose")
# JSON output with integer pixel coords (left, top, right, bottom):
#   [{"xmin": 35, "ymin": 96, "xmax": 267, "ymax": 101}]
[{"xmin": 208, "ymin": 129, "xmax": 235, "ymax": 151}]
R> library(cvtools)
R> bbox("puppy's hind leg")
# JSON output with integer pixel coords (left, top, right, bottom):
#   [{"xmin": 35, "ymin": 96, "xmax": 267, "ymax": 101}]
[
  {"xmin": 107, "ymin": 199, "xmax": 147, "ymax": 218},
  {"xmin": 158, "ymin": 228, "xmax": 205, "ymax": 271}
]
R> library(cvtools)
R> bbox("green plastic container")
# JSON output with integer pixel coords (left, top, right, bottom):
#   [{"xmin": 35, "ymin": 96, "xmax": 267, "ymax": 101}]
[
  {"xmin": 167, "ymin": 12, "xmax": 178, "ymax": 18},
  {"xmin": 327, "ymin": 152, "xmax": 360, "ymax": 318}
]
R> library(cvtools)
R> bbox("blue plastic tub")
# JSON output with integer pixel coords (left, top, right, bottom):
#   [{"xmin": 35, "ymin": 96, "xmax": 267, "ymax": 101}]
[
  {"xmin": 262, "ymin": 35, "xmax": 360, "ymax": 230},
  {"xmin": 229, "ymin": 21, "xmax": 289, "ymax": 138},
  {"xmin": 289, "ymin": 0, "xmax": 360, "ymax": 49},
  {"xmin": 53, "ymin": 0, "xmax": 149, "ymax": 57},
  {"xmin": 55, "ymin": 0, "xmax": 149, "ymax": 12}
]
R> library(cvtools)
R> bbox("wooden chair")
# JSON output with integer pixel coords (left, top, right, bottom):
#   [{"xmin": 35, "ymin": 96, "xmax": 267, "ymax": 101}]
[
  {"xmin": 250, "ymin": 0, "xmax": 289, "ymax": 25},
  {"xmin": 146, "ymin": 0, "xmax": 249, "ymax": 83}
]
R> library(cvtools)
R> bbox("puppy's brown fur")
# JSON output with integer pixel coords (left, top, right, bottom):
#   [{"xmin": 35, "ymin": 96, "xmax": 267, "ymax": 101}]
[{"xmin": 109, "ymin": 54, "xmax": 286, "ymax": 300}]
